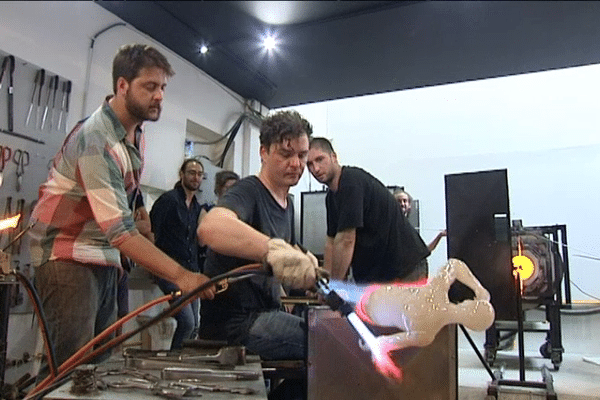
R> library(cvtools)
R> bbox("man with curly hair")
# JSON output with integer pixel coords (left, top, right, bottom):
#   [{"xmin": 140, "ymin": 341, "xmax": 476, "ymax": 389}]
[{"xmin": 198, "ymin": 110, "xmax": 318, "ymax": 362}]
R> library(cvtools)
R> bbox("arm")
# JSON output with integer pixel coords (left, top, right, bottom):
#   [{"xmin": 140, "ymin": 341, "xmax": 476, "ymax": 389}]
[
  {"xmin": 134, "ymin": 206, "xmax": 154, "ymax": 243},
  {"xmin": 331, "ymin": 228, "xmax": 356, "ymax": 280},
  {"xmin": 427, "ymin": 229, "xmax": 446, "ymax": 252},
  {"xmin": 197, "ymin": 206, "xmax": 209, "ymax": 247},
  {"xmin": 323, "ymin": 236, "xmax": 334, "ymax": 275},
  {"xmin": 117, "ymin": 233, "xmax": 214, "ymax": 299},
  {"xmin": 77, "ymin": 146, "xmax": 211, "ymax": 297},
  {"xmin": 197, "ymin": 206, "xmax": 270, "ymax": 262}
]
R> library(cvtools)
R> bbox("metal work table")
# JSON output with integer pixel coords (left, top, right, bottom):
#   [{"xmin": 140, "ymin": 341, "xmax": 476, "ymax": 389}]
[{"xmin": 45, "ymin": 352, "xmax": 268, "ymax": 399}]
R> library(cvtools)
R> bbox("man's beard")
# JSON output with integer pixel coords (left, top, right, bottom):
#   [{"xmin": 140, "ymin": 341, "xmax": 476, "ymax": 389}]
[
  {"xmin": 182, "ymin": 179, "xmax": 199, "ymax": 192},
  {"xmin": 125, "ymin": 92, "xmax": 161, "ymax": 121}
]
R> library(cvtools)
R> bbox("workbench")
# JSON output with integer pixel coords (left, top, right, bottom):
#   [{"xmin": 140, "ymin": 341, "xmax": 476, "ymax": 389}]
[{"xmin": 44, "ymin": 351, "xmax": 268, "ymax": 399}]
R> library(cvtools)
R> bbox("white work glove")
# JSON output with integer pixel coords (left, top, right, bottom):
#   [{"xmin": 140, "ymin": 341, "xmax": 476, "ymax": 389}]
[{"xmin": 264, "ymin": 238, "xmax": 322, "ymax": 290}]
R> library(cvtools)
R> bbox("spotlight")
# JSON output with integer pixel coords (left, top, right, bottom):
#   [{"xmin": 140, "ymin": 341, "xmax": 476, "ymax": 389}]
[
  {"xmin": 263, "ymin": 35, "xmax": 276, "ymax": 51},
  {"xmin": 199, "ymin": 44, "xmax": 209, "ymax": 54}
]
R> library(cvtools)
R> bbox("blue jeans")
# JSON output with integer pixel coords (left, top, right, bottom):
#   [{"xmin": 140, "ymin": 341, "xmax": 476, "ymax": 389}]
[
  {"xmin": 156, "ymin": 278, "xmax": 199, "ymax": 350},
  {"xmin": 34, "ymin": 260, "xmax": 118, "ymax": 380},
  {"xmin": 242, "ymin": 310, "xmax": 306, "ymax": 360}
]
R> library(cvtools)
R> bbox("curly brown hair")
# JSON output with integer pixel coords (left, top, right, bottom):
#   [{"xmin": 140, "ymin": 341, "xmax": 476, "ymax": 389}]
[
  {"xmin": 259, "ymin": 110, "xmax": 313, "ymax": 148},
  {"xmin": 112, "ymin": 44, "xmax": 175, "ymax": 93}
]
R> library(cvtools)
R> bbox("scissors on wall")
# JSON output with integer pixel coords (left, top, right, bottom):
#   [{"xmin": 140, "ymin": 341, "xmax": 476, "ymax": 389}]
[{"xmin": 13, "ymin": 149, "xmax": 29, "ymax": 192}]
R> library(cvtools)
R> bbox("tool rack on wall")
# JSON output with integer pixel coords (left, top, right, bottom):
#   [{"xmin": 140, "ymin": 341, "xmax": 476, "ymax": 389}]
[{"xmin": 0, "ymin": 49, "xmax": 72, "ymax": 389}]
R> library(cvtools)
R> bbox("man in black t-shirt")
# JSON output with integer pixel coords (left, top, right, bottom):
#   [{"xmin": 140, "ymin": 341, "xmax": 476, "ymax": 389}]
[
  {"xmin": 307, "ymin": 137, "xmax": 430, "ymax": 284},
  {"xmin": 198, "ymin": 110, "xmax": 319, "ymax": 361}
]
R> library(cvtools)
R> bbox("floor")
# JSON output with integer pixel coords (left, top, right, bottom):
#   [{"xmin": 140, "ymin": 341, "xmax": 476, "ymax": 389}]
[{"xmin": 457, "ymin": 308, "xmax": 600, "ymax": 399}]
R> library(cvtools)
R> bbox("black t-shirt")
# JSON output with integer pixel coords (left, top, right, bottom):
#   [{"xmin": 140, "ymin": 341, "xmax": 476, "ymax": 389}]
[
  {"xmin": 326, "ymin": 166, "xmax": 430, "ymax": 283},
  {"xmin": 201, "ymin": 176, "xmax": 294, "ymax": 341}
]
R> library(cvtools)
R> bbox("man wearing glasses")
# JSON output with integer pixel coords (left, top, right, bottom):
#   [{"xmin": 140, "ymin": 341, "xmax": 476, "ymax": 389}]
[{"xmin": 150, "ymin": 158, "xmax": 207, "ymax": 349}]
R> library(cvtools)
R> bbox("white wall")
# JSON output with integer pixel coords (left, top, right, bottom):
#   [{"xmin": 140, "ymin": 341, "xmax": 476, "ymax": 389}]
[
  {"xmin": 288, "ymin": 64, "xmax": 600, "ymax": 302},
  {"xmin": 0, "ymin": 1, "xmax": 256, "ymax": 191},
  {"xmin": 0, "ymin": 0, "xmax": 260, "ymax": 383}
]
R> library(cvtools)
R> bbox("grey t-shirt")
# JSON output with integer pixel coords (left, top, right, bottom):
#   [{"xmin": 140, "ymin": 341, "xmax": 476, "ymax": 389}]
[{"xmin": 201, "ymin": 176, "xmax": 294, "ymax": 341}]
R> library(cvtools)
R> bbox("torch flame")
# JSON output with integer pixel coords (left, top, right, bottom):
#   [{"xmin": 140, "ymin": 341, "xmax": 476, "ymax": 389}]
[
  {"xmin": 0, "ymin": 214, "xmax": 20, "ymax": 231},
  {"xmin": 371, "ymin": 341, "xmax": 404, "ymax": 382}
]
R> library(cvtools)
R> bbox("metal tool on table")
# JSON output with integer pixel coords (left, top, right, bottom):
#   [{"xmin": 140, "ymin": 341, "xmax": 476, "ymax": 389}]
[
  {"xmin": 107, "ymin": 377, "xmax": 257, "ymax": 397},
  {"xmin": 40, "ymin": 75, "xmax": 56, "ymax": 130},
  {"xmin": 0, "ymin": 145, "xmax": 12, "ymax": 187},
  {"xmin": 161, "ymin": 366, "xmax": 260, "ymax": 381},
  {"xmin": 170, "ymin": 379, "xmax": 256, "ymax": 395},
  {"xmin": 25, "ymin": 69, "xmax": 43, "ymax": 127},
  {"xmin": 13, "ymin": 149, "xmax": 29, "ymax": 192},
  {"xmin": 106, "ymin": 378, "xmax": 187, "ymax": 399},
  {"xmin": 179, "ymin": 346, "xmax": 246, "ymax": 365},
  {"xmin": 124, "ymin": 346, "xmax": 246, "ymax": 368}
]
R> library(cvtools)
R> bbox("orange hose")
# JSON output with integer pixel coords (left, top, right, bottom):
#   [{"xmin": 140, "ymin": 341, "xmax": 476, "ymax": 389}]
[
  {"xmin": 27, "ymin": 263, "xmax": 264, "ymax": 399},
  {"xmin": 26, "ymin": 293, "xmax": 175, "ymax": 398}
]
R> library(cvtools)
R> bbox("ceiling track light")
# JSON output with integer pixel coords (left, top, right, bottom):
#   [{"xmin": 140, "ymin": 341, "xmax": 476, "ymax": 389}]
[
  {"xmin": 263, "ymin": 35, "xmax": 276, "ymax": 51},
  {"xmin": 199, "ymin": 44, "xmax": 209, "ymax": 54}
]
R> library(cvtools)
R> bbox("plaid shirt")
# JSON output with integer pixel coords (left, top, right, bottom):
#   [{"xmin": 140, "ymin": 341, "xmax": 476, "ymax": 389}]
[{"xmin": 29, "ymin": 99, "xmax": 144, "ymax": 269}]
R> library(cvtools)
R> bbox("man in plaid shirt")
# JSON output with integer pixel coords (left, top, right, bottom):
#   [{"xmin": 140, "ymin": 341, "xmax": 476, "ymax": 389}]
[{"xmin": 29, "ymin": 44, "xmax": 215, "ymax": 375}]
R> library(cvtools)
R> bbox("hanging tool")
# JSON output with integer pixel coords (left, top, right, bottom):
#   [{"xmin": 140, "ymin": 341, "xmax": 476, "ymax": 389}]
[
  {"xmin": 62, "ymin": 80, "xmax": 71, "ymax": 132},
  {"xmin": 40, "ymin": 74, "xmax": 55, "ymax": 130},
  {"xmin": 0, "ymin": 145, "xmax": 12, "ymax": 187},
  {"xmin": 25, "ymin": 69, "xmax": 43, "ymax": 127},
  {"xmin": 0, "ymin": 55, "xmax": 15, "ymax": 132},
  {"xmin": 13, "ymin": 149, "xmax": 29, "ymax": 192},
  {"xmin": 0, "ymin": 57, "xmax": 8, "ymax": 89},
  {"xmin": 48, "ymin": 75, "xmax": 59, "ymax": 131},
  {"xmin": 36, "ymin": 69, "xmax": 46, "ymax": 130},
  {"xmin": 57, "ymin": 80, "xmax": 67, "ymax": 131}
]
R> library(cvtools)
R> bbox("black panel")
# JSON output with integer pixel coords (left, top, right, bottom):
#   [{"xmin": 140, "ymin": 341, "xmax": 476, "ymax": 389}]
[{"xmin": 445, "ymin": 169, "xmax": 517, "ymax": 321}]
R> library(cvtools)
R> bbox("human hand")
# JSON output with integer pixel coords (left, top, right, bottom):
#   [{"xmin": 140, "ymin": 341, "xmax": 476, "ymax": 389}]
[
  {"xmin": 134, "ymin": 208, "xmax": 155, "ymax": 242},
  {"xmin": 176, "ymin": 271, "xmax": 215, "ymax": 300},
  {"xmin": 265, "ymin": 239, "xmax": 320, "ymax": 290},
  {"xmin": 293, "ymin": 244, "xmax": 330, "ymax": 283},
  {"xmin": 135, "ymin": 219, "xmax": 154, "ymax": 241}
]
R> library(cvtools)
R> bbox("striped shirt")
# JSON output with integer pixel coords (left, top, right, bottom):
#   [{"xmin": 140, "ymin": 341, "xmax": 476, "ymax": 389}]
[{"xmin": 29, "ymin": 99, "xmax": 144, "ymax": 269}]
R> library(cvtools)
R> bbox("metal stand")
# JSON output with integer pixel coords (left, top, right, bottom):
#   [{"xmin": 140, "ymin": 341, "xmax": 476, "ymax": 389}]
[
  {"xmin": 486, "ymin": 270, "xmax": 557, "ymax": 400},
  {"xmin": 484, "ymin": 224, "xmax": 568, "ymax": 370},
  {"xmin": 0, "ymin": 276, "xmax": 16, "ymax": 389}
]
